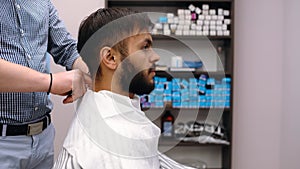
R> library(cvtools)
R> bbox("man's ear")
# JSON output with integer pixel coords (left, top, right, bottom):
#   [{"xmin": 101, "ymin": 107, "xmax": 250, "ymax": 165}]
[{"xmin": 100, "ymin": 46, "xmax": 117, "ymax": 70}]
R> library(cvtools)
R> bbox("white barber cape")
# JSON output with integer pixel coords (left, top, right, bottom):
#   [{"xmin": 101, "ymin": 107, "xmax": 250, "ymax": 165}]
[{"xmin": 53, "ymin": 90, "xmax": 195, "ymax": 169}]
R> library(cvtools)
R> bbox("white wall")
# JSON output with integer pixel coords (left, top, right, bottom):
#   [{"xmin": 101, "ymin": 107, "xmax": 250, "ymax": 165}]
[
  {"xmin": 234, "ymin": 0, "xmax": 300, "ymax": 169},
  {"xmin": 233, "ymin": 0, "xmax": 283, "ymax": 168},
  {"xmin": 50, "ymin": 0, "xmax": 104, "ymax": 159},
  {"xmin": 280, "ymin": 0, "xmax": 300, "ymax": 169}
]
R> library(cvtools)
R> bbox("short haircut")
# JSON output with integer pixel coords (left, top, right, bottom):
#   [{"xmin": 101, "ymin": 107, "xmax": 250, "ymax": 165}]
[{"xmin": 77, "ymin": 8, "xmax": 153, "ymax": 80}]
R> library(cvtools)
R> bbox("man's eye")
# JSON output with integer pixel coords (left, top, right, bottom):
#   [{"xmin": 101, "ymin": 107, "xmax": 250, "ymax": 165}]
[{"xmin": 143, "ymin": 44, "xmax": 150, "ymax": 50}]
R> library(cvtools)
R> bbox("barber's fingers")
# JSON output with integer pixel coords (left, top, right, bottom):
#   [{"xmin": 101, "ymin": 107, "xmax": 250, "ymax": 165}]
[
  {"xmin": 62, "ymin": 94, "xmax": 73, "ymax": 104},
  {"xmin": 62, "ymin": 69, "xmax": 90, "ymax": 104}
]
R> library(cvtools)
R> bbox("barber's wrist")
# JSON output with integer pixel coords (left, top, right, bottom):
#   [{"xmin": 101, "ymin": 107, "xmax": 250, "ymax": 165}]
[
  {"xmin": 72, "ymin": 56, "xmax": 81, "ymax": 70},
  {"xmin": 37, "ymin": 73, "xmax": 51, "ymax": 93},
  {"xmin": 47, "ymin": 73, "xmax": 53, "ymax": 95}
]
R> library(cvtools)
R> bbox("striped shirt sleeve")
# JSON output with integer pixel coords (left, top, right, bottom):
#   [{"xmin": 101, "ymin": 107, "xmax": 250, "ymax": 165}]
[
  {"xmin": 47, "ymin": 0, "xmax": 79, "ymax": 70},
  {"xmin": 53, "ymin": 148, "xmax": 82, "ymax": 169}
]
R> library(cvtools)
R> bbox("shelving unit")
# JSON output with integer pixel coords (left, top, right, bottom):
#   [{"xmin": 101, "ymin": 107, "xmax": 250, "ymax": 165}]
[{"xmin": 107, "ymin": 1, "xmax": 234, "ymax": 168}]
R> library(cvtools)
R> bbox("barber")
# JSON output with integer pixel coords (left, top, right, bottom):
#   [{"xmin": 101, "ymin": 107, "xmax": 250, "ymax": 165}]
[{"xmin": 0, "ymin": 0, "xmax": 91, "ymax": 168}]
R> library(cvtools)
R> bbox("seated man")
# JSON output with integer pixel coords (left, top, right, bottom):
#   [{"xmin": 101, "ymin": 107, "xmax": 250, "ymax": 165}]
[{"xmin": 54, "ymin": 8, "xmax": 195, "ymax": 169}]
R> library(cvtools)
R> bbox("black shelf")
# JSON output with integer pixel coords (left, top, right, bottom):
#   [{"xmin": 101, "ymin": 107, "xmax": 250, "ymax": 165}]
[
  {"xmin": 159, "ymin": 138, "xmax": 230, "ymax": 147},
  {"xmin": 154, "ymin": 70, "xmax": 231, "ymax": 80},
  {"xmin": 155, "ymin": 70, "xmax": 231, "ymax": 75},
  {"xmin": 108, "ymin": 0, "xmax": 232, "ymax": 2},
  {"xmin": 143, "ymin": 107, "xmax": 231, "ymax": 112},
  {"xmin": 107, "ymin": 0, "xmax": 232, "ymax": 12},
  {"xmin": 153, "ymin": 34, "xmax": 232, "ymax": 41},
  {"xmin": 107, "ymin": 0, "xmax": 232, "ymax": 8}
]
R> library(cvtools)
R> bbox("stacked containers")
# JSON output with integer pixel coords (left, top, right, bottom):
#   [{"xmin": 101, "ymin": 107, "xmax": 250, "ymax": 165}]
[
  {"xmin": 152, "ymin": 4, "xmax": 231, "ymax": 36},
  {"xmin": 140, "ymin": 75, "xmax": 231, "ymax": 109}
]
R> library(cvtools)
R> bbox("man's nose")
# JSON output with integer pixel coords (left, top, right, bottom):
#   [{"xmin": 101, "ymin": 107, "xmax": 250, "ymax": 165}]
[{"xmin": 149, "ymin": 49, "xmax": 160, "ymax": 63}]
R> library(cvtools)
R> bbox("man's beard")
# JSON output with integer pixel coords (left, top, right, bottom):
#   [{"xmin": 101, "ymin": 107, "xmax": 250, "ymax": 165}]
[
  {"xmin": 119, "ymin": 61, "xmax": 154, "ymax": 95},
  {"xmin": 129, "ymin": 71, "xmax": 154, "ymax": 95}
]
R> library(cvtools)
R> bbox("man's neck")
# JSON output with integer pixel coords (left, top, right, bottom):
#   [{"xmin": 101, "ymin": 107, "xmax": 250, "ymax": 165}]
[
  {"xmin": 112, "ymin": 89, "xmax": 135, "ymax": 99},
  {"xmin": 94, "ymin": 80, "xmax": 135, "ymax": 99}
]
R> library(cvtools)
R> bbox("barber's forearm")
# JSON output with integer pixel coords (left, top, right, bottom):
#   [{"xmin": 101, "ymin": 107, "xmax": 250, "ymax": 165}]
[
  {"xmin": 0, "ymin": 59, "xmax": 49, "ymax": 92},
  {"xmin": 0, "ymin": 59, "xmax": 89, "ymax": 104}
]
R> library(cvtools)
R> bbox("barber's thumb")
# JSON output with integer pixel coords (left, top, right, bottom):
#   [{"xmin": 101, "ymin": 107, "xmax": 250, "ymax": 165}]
[{"xmin": 63, "ymin": 95, "xmax": 74, "ymax": 104}]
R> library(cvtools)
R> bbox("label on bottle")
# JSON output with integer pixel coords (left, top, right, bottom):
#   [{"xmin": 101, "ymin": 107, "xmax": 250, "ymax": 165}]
[{"xmin": 163, "ymin": 121, "xmax": 173, "ymax": 137}]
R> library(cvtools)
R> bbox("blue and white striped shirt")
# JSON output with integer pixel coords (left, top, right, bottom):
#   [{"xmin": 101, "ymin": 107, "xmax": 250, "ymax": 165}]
[{"xmin": 0, "ymin": 0, "xmax": 79, "ymax": 124}]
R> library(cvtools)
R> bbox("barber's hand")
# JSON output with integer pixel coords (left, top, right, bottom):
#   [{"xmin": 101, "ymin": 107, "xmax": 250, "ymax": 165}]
[
  {"xmin": 51, "ymin": 70, "xmax": 92, "ymax": 104},
  {"xmin": 72, "ymin": 57, "xmax": 89, "ymax": 75}
]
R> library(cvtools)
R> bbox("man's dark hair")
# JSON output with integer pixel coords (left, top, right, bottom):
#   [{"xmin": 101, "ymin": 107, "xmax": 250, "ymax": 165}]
[{"xmin": 77, "ymin": 8, "xmax": 153, "ymax": 80}]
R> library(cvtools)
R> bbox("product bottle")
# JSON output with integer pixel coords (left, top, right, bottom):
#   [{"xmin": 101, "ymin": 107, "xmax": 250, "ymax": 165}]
[
  {"xmin": 161, "ymin": 110, "xmax": 174, "ymax": 137},
  {"xmin": 217, "ymin": 46, "xmax": 226, "ymax": 71}
]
